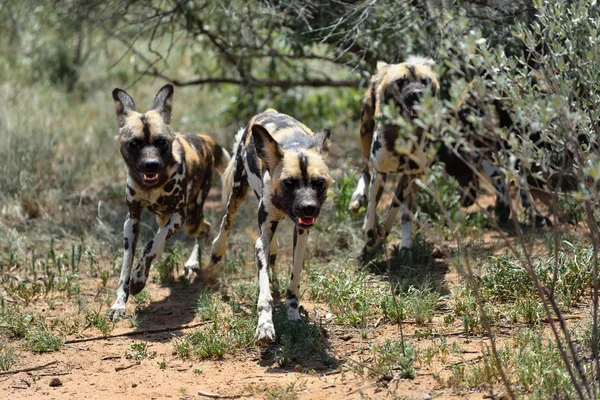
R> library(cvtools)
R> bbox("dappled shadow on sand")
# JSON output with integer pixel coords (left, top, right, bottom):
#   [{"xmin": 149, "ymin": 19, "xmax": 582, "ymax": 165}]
[
  {"xmin": 256, "ymin": 300, "xmax": 340, "ymax": 374},
  {"xmin": 130, "ymin": 269, "xmax": 221, "ymax": 343},
  {"xmin": 365, "ymin": 246, "xmax": 452, "ymax": 297}
]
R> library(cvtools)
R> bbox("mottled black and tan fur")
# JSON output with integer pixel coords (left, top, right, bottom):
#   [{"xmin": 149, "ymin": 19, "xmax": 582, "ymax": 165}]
[
  {"xmin": 108, "ymin": 84, "xmax": 230, "ymax": 320},
  {"xmin": 208, "ymin": 109, "xmax": 332, "ymax": 344},
  {"xmin": 348, "ymin": 57, "xmax": 440, "ymax": 260}
]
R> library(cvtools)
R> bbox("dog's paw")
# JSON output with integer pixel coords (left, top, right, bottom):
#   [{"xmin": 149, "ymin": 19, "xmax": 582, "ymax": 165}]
[
  {"xmin": 183, "ymin": 259, "xmax": 200, "ymax": 277},
  {"xmin": 108, "ymin": 304, "xmax": 126, "ymax": 321},
  {"xmin": 359, "ymin": 245, "xmax": 376, "ymax": 265},
  {"xmin": 534, "ymin": 214, "xmax": 552, "ymax": 228},
  {"xmin": 287, "ymin": 304, "xmax": 301, "ymax": 321},
  {"xmin": 349, "ymin": 197, "xmax": 363, "ymax": 215},
  {"xmin": 254, "ymin": 321, "xmax": 276, "ymax": 346},
  {"xmin": 207, "ymin": 254, "xmax": 222, "ymax": 269},
  {"xmin": 396, "ymin": 247, "xmax": 413, "ymax": 265}
]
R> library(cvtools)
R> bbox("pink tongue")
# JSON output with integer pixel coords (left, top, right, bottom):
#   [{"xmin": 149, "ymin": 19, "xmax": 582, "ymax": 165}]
[
  {"xmin": 298, "ymin": 217, "xmax": 315, "ymax": 225},
  {"xmin": 144, "ymin": 174, "xmax": 158, "ymax": 181}
]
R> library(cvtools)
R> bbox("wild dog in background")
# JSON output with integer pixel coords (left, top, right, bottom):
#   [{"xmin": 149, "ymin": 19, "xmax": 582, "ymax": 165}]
[
  {"xmin": 348, "ymin": 56, "xmax": 444, "ymax": 260},
  {"xmin": 108, "ymin": 84, "xmax": 230, "ymax": 320},
  {"xmin": 453, "ymin": 99, "xmax": 552, "ymax": 227},
  {"xmin": 208, "ymin": 109, "xmax": 332, "ymax": 344},
  {"xmin": 349, "ymin": 57, "xmax": 552, "ymax": 261}
]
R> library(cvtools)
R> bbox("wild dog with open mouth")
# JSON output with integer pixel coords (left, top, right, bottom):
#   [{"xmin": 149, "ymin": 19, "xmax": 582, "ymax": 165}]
[
  {"xmin": 108, "ymin": 84, "xmax": 230, "ymax": 320},
  {"xmin": 348, "ymin": 56, "xmax": 443, "ymax": 260},
  {"xmin": 208, "ymin": 109, "xmax": 331, "ymax": 344},
  {"xmin": 349, "ymin": 57, "xmax": 551, "ymax": 261}
]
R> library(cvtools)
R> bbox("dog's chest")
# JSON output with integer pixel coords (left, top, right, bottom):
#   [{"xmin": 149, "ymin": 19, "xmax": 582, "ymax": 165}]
[{"xmin": 133, "ymin": 173, "xmax": 188, "ymax": 215}]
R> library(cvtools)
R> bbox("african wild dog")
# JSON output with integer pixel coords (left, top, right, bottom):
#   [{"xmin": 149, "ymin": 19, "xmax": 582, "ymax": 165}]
[
  {"xmin": 348, "ymin": 56, "xmax": 442, "ymax": 260},
  {"xmin": 108, "ymin": 84, "xmax": 230, "ymax": 320},
  {"xmin": 207, "ymin": 109, "xmax": 332, "ymax": 344},
  {"xmin": 349, "ymin": 57, "xmax": 552, "ymax": 261},
  {"xmin": 453, "ymin": 99, "xmax": 552, "ymax": 227}
]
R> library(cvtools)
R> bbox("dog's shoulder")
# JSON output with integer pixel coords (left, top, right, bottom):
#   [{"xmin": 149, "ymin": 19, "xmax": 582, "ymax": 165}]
[{"xmin": 249, "ymin": 110, "xmax": 315, "ymax": 149}]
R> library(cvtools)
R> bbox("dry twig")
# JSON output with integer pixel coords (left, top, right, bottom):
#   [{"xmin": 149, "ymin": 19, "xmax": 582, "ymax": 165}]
[
  {"xmin": 0, "ymin": 361, "xmax": 58, "ymax": 376},
  {"xmin": 198, "ymin": 389, "xmax": 249, "ymax": 399},
  {"xmin": 65, "ymin": 321, "xmax": 211, "ymax": 344},
  {"xmin": 115, "ymin": 361, "xmax": 140, "ymax": 372}
]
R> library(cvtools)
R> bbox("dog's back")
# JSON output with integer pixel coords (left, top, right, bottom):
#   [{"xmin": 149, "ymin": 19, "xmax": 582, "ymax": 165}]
[{"xmin": 178, "ymin": 133, "xmax": 230, "ymax": 181}]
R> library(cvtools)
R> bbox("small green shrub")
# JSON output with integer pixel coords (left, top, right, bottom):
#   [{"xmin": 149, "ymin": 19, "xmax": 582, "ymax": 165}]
[
  {"xmin": 154, "ymin": 241, "xmax": 186, "ymax": 284},
  {"xmin": 369, "ymin": 339, "xmax": 416, "ymax": 380},
  {"xmin": 0, "ymin": 343, "xmax": 15, "ymax": 371},
  {"xmin": 25, "ymin": 326, "xmax": 63, "ymax": 353},
  {"xmin": 125, "ymin": 342, "xmax": 156, "ymax": 360}
]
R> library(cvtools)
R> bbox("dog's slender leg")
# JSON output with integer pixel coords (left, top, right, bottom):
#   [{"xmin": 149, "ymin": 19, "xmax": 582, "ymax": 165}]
[
  {"xmin": 481, "ymin": 159, "xmax": 511, "ymax": 224},
  {"xmin": 350, "ymin": 160, "xmax": 371, "ymax": 214},
  {"xmin": 361, "ymin": 171, "xmax": 386, "ymax": 260},
  {"xmin": 371, "ymin": 175, "xmax": 407, "ymax": 252},
  {"xmin": 184, "ymin": 165, "xmax": 213, "ymax": 275},
  {"xmin": 209, "ymin": 165, "xmax": 249, "ymax": 267},
  {"xmin": 254, "ymin": 201, "xmax": 278, "ymax": 345},
  {"xmin": 269, "ymin": 223, "xmax": 279, "ymax": 268},
  {"xmin": 129, "ymin": 212, "xmax": 183, "ymax": 296},
  {"xmin": 518, "ymin": 172, "xmax": 549, "ymax": 227},
  {"xmin": 363, "ymin": 171, "xmax": 386, "ymax": 234},
  {"xmin": 286, "ymin": 226, "xmax": 309, "ymax": 321},
  {"xmin": 400, "ymin": 178, "xmax": 418, "ymax": 251},
  {"xmin": 350, "ymin": 83, "xmax": 376, "ymax": 214},
  {"xmin": 108, "ymin": 209, "xmax": 141, "ymax": 320},
  {"xmin": 184, "ymin": 237, "xmax": 201, "ymax": 278}
]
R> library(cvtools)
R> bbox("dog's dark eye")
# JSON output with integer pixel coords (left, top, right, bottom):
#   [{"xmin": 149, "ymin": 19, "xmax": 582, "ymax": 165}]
[
  {"xmin": 313, "ymin": 178, "xmax": 325, "ymax": 187},
  {"xmin": 127, "ymin": 139, "xmax": 140, "ymax": 150},
  {"xmin": 283, "ymin": 178, "xmax": 296, "ymax": 187},
  {"xmin": 155, "ymin": 138, "xmax": 168, "ymax": 148}
]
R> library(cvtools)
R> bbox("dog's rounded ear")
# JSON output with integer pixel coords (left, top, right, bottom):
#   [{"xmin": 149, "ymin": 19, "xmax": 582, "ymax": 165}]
[
  {"xmin": 152, "ymin": 84, "xmax": 174, "ymax": 124},
  {"xmin": 252, "ymin": 124, "xmax": 283, "ymax": 172},
  {"xmin": 112, "ymin": 88, "xmax": 136, "ymax": 127},
  {"xmin": 311, "ymin": 128, "xmax": 332, "ymax": 155},
  {"xmin": 376, "ymin": 61, "xmax": 389, "ymax": 72}
]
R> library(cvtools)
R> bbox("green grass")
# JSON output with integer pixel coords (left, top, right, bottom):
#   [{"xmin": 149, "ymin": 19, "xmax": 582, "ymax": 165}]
[
  {"xmin": 25, "ymin": 325, "xmax": 64, "ymax": 353},
  {"xmin": 153, "ymin": 241, "xmax": 187, "ymax": 285},
  {"xmin": 0, "ymin": 343, "xmax": 15, "ymax": 372},
  {"xmin": 307, "ymin": 265, "xmax": 385, "ymax": 326},
  {"xmin": 85, "ymin": 309, "xmax": 114, "ymax": 336},
  {"xmin": 449, "ymin": 328, "xmax": 590, "ymax": 398}
]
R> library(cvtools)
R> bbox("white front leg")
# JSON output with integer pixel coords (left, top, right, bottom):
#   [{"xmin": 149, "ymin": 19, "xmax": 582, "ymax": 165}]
[
  {"xmin": 109, "ymin": 213, "xmax": 140, "ymax": 320},
  {"xmin": 286, "ymin": 227, "xmax": 309, "ymax": 321}
]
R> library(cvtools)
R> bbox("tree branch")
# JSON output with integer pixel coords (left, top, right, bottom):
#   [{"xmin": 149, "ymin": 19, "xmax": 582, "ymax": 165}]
[{"xmin": 141, "ymin": 68, "xmax": 361, "ymax": 89}]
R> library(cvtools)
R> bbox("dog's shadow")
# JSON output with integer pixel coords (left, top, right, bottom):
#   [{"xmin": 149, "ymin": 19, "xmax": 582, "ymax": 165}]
[
  {"xmin": 365, "ymin": 244, "xmax": 451, "ymax": 297},
  {"xmin": 256, "ymin": 300, "xmax": 340, "ymax": 374},
  {"xmin": 129, "ymin": 252, "xmax": 221, "ymax": 343}
]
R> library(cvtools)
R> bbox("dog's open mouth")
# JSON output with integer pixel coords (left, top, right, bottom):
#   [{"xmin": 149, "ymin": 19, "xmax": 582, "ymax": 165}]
[
  {"xmin": 295, "ymin": 216, "xmax": 315, "ymax": 228},
  {"xmin": 407, "ymin": 105, "xmax": 418, "ymax": 119},
  {"xmin": 142, "ymin": 173, "xmax": 159, "ymax": 184}
]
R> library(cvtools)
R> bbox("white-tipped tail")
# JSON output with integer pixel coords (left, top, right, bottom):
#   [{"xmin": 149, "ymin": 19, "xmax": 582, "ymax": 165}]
[
  {"xmin": 220, "ymin": 128, "xmax": 245, "ymax": 204},
  {"xmin": 215, "ymin": 146, "xmax": 231, "ymax": 175}
]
